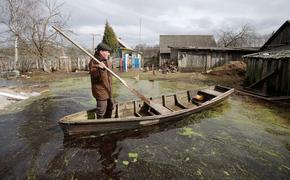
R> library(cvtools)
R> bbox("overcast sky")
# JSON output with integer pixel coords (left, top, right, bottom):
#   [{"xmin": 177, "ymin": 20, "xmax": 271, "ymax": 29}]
[{"xmin": 61, "ymin": 0, "xmax": 290, "ymax": 49}]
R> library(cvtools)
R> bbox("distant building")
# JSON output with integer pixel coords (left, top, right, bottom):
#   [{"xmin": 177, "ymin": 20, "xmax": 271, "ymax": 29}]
[
  {"xmin": 115, "ymin": 38, "xmax": 142, "ymax": 72},
  {"xmin": 170, "ymin": 46, "xmax": 258, "ymax": 72},
  {"xmin": 159, "ymin": 35, "xmax": 217, "ymax": 66},
  {"xmin": 142, "ymin": 47, "xmax": 159, "ymax": 67},
  {"xmin": 243, "ymin": 20, "xmax": 290, "ymax": 97}
]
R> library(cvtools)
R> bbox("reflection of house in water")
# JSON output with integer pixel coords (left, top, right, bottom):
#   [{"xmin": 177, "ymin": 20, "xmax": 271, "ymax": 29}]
[
  {"xmin": 159, "ymin": 35, "xmax": 258, "ymax": 72},
  {"xmin": 113, "ymin": 38, "xmax": 142, "ymax": 72},
  {"xmin": 243, "ymin": 20, "xmax": 290, "ymax": 99}
]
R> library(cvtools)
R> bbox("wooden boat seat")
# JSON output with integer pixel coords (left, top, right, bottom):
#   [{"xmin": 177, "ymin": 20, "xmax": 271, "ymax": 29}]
[
  {"xmin": 198, "ymin": 89, "xmax": 223, "ymax": 97},
  {"xmin": 191, "ymin": 99, "xmax": 202, "ymax": 106},
  {"xmin": 149, "ymin": 102, "xmax": 172, "ymax": 115},
  {"xmin": 134, "ymin": 111, "xmax": 142, "ymax": 117}
]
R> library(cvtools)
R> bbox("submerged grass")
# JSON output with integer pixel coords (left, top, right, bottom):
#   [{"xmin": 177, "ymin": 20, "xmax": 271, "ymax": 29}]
[
  {"xmin": 178, "ymin": 127, "xmax": 203, "ymax": 138},
  {"xmin": 1, "ymin": 73, "xmax": 290, "ymax": 179}
]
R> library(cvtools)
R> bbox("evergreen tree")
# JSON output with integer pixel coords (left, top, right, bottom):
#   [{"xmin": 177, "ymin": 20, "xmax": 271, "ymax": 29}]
[{"xmin": 102, "ymin": 20, "xmax": 118, "ymax": 55}]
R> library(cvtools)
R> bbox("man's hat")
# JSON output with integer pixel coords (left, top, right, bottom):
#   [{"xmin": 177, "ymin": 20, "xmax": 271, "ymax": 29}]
[{"xmin": 95, "ymin": 43, "xmax": 112, "ymax": 52}]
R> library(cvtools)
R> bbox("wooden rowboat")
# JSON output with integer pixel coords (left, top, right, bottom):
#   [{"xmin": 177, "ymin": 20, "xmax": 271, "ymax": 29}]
[{"xmin": 59, "ymin": 85, "xmax": 234, "ymax": 136}]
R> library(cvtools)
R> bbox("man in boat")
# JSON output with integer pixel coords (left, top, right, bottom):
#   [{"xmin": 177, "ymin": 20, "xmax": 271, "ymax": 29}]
[{"xmin": 89, "ymin": 42, "xmax": 114, "ymax": 119}]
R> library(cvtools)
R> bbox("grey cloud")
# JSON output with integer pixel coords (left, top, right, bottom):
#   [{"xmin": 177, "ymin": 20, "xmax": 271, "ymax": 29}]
[{"xmin": 60, "ymin": 0, "xmax": 290, "ymax": 47}]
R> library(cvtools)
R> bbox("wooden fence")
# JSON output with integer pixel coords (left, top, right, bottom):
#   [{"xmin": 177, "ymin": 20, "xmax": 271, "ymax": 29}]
[{"xmin": 244, "ymin": 58, "xmax": 290, "ymax": 96}]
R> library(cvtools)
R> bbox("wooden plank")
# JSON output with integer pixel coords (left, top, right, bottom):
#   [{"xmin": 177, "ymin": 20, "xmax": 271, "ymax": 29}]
[
  {"xmin": 248, "ymin": 69, "xmax": 278, "ymax": 89},
  {"xmin": 199, "ymin": 89, "xmax": 223, "ymax": 97},
  {"xmin": 133, "ymin": 101, "xmax": 142, "ymax": 117},
  {"xmin": 250, "ymin": 59, "xmax": 256, "ymax": 84},
  {"xmin": 174, "ymin": 94, "xmax": 188, "ymax": 109},
  {"xmin": 187, "ymin": 90, "xmax": 196, "ymax": 101},
  {"xmin": 237, "ymin": 89, "xmax": 290, "ymax": 100},
  {"xmin": 261, "ymin": 59, "xmax": 268, "ymax": 94},
  {"xmin": 272, "ymin": 60, "xmax": 279, "ymax": 94},
  {"xmin": 281, "ymin": 60, "xmax": 289, "ymax": 95},
  {"xmin": 191, "ymin": 99, "xmax": 202, "ymax": 106},
  {"xmin": 162, "ymin": 95, "xmax": 166, "ymax": 107},
  {"xmin": 276, "ymin": 60, "xmax": 283, "ymax": 94},
  {"xmin": 255, "ymin": 59, "xmax": 261, "ymax": 82},
  {"xmin": 269, "ymin": 60, "xmax": 277, "ymax": 93},
  {"xmin": 115, "ymin": 104, "xmax": 119, "ymax": 118},
  {"xmin": 266, "ymin": 60, "xmax": 272, "ymax": 93},
  {"xmin": 288, "ymin": 58, "xmax": 290, "ymax": 95},
  {"xmin": 149, "ymin": 102, "xmax": 172, "ymax": 115}
]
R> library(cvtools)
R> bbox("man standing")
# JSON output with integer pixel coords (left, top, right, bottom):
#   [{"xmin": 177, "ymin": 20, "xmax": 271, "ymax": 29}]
[{"xmin": 89, "ymin": 42, "xmax": 113, "ymax": 119}]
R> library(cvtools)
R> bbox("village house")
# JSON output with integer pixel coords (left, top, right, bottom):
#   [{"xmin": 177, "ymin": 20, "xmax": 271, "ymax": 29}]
[
  {"xmin": 170, "ymin": 46, "xmax": 258, "ymax": 72},
  {"xmin": 114, "ymin": 38, "xmax": 142, "ymax": 72},
  {"xmin": 160, "ymin": 35, "xmax": 258, "ymax": 72},
  {"xmin": 142, "ymin": 46, "xmax": 159, "ymax": 68},
  {"xmin": 243, "ymin": 20, "xmax": 290, "ymax": 98},
  {"xmin": 159, "ymin": 35, "xmax": 217, "ymax": 66}
]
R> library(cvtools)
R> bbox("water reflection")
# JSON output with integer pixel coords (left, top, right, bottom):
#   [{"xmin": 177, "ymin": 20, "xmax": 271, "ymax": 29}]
[
  {"xmin": 0, "ymin": 76, "xmax": 289, "ymax": 179},
  {"xmin": 47, "ymin": 118, "xmax": 198, "ymax": 179}
]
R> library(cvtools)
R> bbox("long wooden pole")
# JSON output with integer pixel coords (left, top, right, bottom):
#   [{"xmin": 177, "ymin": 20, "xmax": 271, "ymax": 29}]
[{"xmin": 52, "ymin": 26, "xmax": 150, "ymax": 104}]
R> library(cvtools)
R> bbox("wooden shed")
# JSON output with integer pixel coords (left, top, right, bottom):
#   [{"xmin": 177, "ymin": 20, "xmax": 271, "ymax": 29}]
[
  {"xmin": 243, "ymin": 47, "xmax": 290, "ymax": 97},
  {"xmin": 170, "ymin": 46, "xmax": 258, "ymax": 72},
  {"xmin": 243, "ymin": 20, "xmax": 290, "ymax": 97},
  {"xmin": 142, "ymin": 47, "xmax": 159, "ymax": 67},
  {"xmin": 159, "ymin": 35, "xmax": 217, "ymax": 65}
]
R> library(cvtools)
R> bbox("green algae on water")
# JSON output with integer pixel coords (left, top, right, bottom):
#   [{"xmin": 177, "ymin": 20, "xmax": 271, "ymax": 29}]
[
  {"xmin": 128, "ymin": 152, "xmax": 138, "ymax": 158},
  {"xmin": 128, "ymin": 152, "xmax": 138, "ymax": 162},
  {"xmin": 178, "ymin": 127, "xmax": 203, "ymax": 138},
  {"xmin": 122, "ymin": 160, "xmax": 129, "ymax": 166}
]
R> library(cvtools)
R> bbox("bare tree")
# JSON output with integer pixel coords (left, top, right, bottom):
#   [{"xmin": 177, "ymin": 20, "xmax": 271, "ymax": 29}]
[
  {"xmin": 135, "ymin": 43, "xmax": 159, "ymax": 52},
  {"xmin": 217, "ymin": 24, "xmax": 268, "ymax": 47},
  {"xmin": 0, "ymin": 0, "xmax": 68, "ymax": 71}
]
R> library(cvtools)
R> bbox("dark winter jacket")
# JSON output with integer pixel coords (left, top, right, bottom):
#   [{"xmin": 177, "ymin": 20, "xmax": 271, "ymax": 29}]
[{"xmin": 89, "ymin": 56, "xmax": 112, "ymax": 100}]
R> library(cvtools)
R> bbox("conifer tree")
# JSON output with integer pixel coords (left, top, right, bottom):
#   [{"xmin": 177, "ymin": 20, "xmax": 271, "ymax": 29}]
[{"xmin": 102, "ymin": 20, "xmax": 118, "ymax": 55}]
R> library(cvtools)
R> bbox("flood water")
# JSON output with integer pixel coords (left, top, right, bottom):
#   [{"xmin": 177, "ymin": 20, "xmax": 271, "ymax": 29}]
[{"xmin": 0, "ymin": 76, "xmax": 289, "ymax": 179}]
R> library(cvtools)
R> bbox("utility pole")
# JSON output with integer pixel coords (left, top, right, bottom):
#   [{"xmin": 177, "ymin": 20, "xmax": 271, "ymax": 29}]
[
  {"xmin": 92, "ymin": 33, "xmax": 97, "ymax": 52},
  {"xmin": 138, "ymin": 18, "xmax": 142, "ymax": 52}
]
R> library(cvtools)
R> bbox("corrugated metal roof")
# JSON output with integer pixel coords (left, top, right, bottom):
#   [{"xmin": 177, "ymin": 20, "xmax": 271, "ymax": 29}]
[
  {"xmin": 160, "ymin": 35, "xmax": 217, "ymax": 53},
  {"xmin": 243, "ymin": 47, "xmax": 290, "ymax": 59}
]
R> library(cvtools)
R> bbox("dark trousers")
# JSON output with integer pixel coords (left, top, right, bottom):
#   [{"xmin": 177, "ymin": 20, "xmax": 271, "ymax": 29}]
[{"xmin": 96, "ymin": 99, "xmax": 114, "ymax": 119}]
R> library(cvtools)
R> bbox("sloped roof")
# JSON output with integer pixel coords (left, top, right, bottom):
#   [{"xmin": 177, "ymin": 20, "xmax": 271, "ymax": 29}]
[
  {"xmin": 169, "ymin": 46, "xmax": 259, "ymax": 52},
  {"xmin": 142, "ymin": 47, "xmax": 159, "ymax": 57},
  {"xmin": 160, "ymin": 35, "xmax": 217, "ymax": 53},
  {"xmin": 117, "ymin": 37, "xmax": 133, "ymax": 50},
  {"xmin": 243, "ymin": 45, "xmax": 290, "ymax": 59},
  {"xmin": 260, "ymin": 20, "xmax": 290, "ymax": 51}
]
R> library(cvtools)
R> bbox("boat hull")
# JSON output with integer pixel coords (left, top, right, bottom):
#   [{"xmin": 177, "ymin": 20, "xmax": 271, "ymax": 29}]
[{"xmin": 59, "ymin": 85, "xmax": 234, "ymax": 136}]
